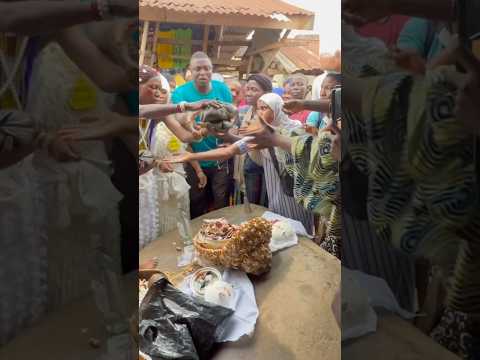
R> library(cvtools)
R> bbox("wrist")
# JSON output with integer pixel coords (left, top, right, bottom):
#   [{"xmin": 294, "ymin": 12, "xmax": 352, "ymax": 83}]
[
  {"xmin": 184, "ymin": 102, "xmax": 194, "ymax": 112},
  {"xmin": 176, "ymin": 102, "xmax": 187, "ymax": 113},
  {"xmin": 271, "ymin": 132, "xmax": 281, "ymax": 147}
]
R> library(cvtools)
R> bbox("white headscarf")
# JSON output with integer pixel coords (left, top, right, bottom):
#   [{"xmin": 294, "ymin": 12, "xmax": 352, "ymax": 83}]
[
  {"xmin": 311, "ymin": 73, "xmax": 326, "ymax": 100},
  {"xmin": 151, "ymin": 74, "xmax": 171, "ymax": 97},
  {"xmin": 258, "ymin": 93, "xmax": 301, "ymax": 131}
]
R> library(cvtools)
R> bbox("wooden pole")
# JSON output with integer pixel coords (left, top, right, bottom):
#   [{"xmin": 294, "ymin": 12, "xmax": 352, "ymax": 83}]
[
  {"xmin": 139, "ymin": 20, "xmax": 150, "ymax": 65},
  {"xmin": 281, "ymin": 29, "xmax": 291, "ymax": 40},
  {"xmin": 216, "ymin": 25, "xmax": 224, "ymax": 59},
  {"xmin": 246, "ymin": 55, "xmax": 254, "ymax": 75},
  {"xmin": 150, "ymin": 22, "xmax": 160, "ymax": 67},
  {"xmin": 202, "ymin": 25, "xmax": 210, "ymax": 54},
  {"xmin": 261, "ymin": 49, "xmax": 280, "ymax": 73},
  {"xmin": 259, "ymin": 29, "xmax": 289, "ymax": 73}
]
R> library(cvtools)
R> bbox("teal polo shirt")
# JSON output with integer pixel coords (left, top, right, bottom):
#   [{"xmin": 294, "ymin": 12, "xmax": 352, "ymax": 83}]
[{"xmin": 171, "ymin": 80, "xmax": 233, "ymax": 168}]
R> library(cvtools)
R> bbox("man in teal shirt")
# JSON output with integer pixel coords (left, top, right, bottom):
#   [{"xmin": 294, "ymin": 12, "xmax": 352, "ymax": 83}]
[{"xmin": 171, "ymin": 51, "xmax": 233, "ymax": 218}]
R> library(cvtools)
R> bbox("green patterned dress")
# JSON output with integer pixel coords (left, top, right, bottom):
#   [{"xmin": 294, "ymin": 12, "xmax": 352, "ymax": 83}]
[
  {"xmin": 344, "ymin": 65, "xmax": 480, "ymax": 358},
  {"xmin": 287, "ymin": 132, "xmax": 341, "ymax": 258}
]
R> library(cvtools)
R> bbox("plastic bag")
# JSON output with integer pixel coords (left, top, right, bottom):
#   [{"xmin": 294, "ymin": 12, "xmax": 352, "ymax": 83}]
[{"xmin": 139, "ymin": 275, "xmax": 233, "ymax": 360}]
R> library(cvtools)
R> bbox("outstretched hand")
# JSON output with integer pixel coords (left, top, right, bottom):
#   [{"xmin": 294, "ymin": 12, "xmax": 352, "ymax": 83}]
[
  {"xmin": 154, "ymin": 159, "xmax": 174, "ymax": 173},
  {"xmin": 238, "ymin": 122, "xmax": 276, "ymax": 150},
  {"xmin": 283, "ymin": 99, "xmax": 305, "ymax": 114},
  {"xmin": 321, "ymin": 118, "xmax": 342, "ymax": 161},
  {"xmin": 164, "ymin": 152, "xmax": 192, "ymax": 164},
  {"xmin": 185, "ymin": 100, "xmax": 223, "ymax": 112}
]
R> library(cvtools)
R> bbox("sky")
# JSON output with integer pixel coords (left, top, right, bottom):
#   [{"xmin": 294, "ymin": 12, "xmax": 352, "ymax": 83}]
[{"xmin": 283, "ymin": 0, "xmax": 341, "ymax": 54}]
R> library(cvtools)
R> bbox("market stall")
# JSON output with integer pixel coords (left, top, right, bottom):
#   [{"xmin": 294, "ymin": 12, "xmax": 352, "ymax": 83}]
[{"xmin": 138, "ymin": 0, "xmax": 316, "ymax": 78}]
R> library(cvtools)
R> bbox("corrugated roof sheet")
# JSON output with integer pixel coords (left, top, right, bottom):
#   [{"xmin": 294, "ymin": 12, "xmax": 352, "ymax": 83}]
[
  {"xmin": 139, "ymin": 0, "xmax": 313, "ymax": 18},
  {"xmin": 279, "ymin": 45, "xmax": 322, "ymax": 71}
]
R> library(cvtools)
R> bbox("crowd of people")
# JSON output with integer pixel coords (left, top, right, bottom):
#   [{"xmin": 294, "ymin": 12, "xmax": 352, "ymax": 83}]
[
  {"xmin": 1, "ymin": 0, "xmax": 480, "ymax": 358},
  {"xmin": 137, "ymin": 52, "xmax": 342, "ymax": 261},
  {"xmin": 136, "ymin": 0, "xmax": 480, "ymax": 356}
]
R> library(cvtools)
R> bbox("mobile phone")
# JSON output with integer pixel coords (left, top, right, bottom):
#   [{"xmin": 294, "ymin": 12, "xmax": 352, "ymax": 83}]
[{"xmin": 331, "ymin": 86, "xmax": 342, "ymax": 125}]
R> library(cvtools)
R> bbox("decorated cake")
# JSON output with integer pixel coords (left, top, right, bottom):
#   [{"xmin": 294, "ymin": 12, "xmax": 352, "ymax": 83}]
[{"xmin": 194, "ymin": 217, "xmax": 273, "ymax": 275}]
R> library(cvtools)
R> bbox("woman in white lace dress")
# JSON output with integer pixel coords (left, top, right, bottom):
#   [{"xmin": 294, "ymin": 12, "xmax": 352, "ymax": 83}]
[
  {"xmin": 139, "ymin": 66, "xmax": 206, "ymax": 249},
  {"xmin": 1, "ymin": 21, "xmax": 136, "ymax": 346},
  {"xmin": 25, "ymin": 43, "xmax": 127, "ymax": 336}
]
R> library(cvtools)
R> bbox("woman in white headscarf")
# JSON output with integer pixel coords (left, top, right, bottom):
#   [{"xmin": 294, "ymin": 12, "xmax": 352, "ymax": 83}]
[
  {"xmin": 168, "ymin": 93, "xmax": 315, "ymax": 234},
  {"xmin": 139, "ymin": 66, "xmax": 207, "ymax": 249},
  {"xmin": 253, "ymin": 93, "xmax": 314, "ymax": 233}
]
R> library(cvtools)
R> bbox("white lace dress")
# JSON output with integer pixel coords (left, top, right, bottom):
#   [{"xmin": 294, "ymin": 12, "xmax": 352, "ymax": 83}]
[
  {"xmin": 0, "ymin": 158, "xmax": 47, "ymax": 345},
  {"xmin": 139, "ymin": 123, "xmax": 191, "ymax": 249},
  {"xmin": 25, "ymin": 43, "xmax": 124, "ymax": 320}
]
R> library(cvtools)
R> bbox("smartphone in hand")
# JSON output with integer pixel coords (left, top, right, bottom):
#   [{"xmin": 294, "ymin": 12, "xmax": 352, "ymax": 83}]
[{"xmin": 331, "ymin": 86, "xmax": 342, "ymax": 126}]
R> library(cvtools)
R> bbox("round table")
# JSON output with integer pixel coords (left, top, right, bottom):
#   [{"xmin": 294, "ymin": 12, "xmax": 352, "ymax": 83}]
[{"xmin": 140, "ymin": 204, "xmax": 341, "ymax": 360}]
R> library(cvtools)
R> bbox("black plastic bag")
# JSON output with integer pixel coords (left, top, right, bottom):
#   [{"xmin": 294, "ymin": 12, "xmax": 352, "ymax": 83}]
[{"xmin": 139, "ymin": 275, "xmax": 233, "ymax": 360}]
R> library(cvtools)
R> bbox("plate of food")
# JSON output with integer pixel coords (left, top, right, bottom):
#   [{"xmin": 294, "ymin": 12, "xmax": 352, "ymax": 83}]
[{"xmin": 189, "ymin": 267, "xmax": 223, "ymax": 297}]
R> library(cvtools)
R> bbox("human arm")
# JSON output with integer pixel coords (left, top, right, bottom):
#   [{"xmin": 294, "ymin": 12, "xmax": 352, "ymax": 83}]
[
  {"xmin": 167, "ymin": 145, "xmax": 239, "ymax": 163},
  {"xmin": 166, "ymin": 137, "xmax": 253, "ymax": 163},
  {"xmin": 0, "ymin": 1, "xmax": 128, "ymax": 35},
  {"xmin": 188, "ymin": 158, "xmax": 207, "ymax": 189},
  {"xmin": 139, "ymin": 100, "xmax": 222, "ymax": 119},
  {"xmin": 57, "ymin": 112, "xmax": 136, "ymax": 141},
  {"xmin": 242, "ymin": 124, "xmax": 293, "ymax": 153},
  {"xmin": 161, "ymin": 114, "xmax": 206, "ymax": 144},
  {"xmin": 56, "ymin": 26, "xmax": 135, "ymax": 93},
  {"xmin": 283, "ymin": 99, "xmax": 330, "ymax": 114}
]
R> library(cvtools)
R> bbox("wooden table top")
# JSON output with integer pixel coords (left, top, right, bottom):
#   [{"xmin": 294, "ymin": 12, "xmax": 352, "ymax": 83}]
[{"xmin": 140, "ymin": 204, "xmax": 341, "ymax": 360}]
